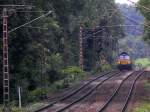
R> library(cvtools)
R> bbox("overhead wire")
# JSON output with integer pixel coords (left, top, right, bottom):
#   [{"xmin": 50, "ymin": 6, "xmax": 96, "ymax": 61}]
[
  {"xmin": 83, "ymin": 9, "xmax": 119, "ymax": 40},
  {"xmin": 83, "ymin": 6, "xmax": 146, "ymax": 40},
  {"xmin": 0, "ymin": 5, "xmax": 34, "ymax": 7},
  {"xmin": 23, "ymin": 26, "xmax": 48, "ymax": 30},
  {"xmin": 8, "ymin": 11, "xmax": 53, "ymax": 33},
  {"xmin": 11, "ymin": 11, "xmax": 50, "ymax": 13},
  {"xmin": 127, "ymin": 0, "xmax": 150, "ymax": 12}
]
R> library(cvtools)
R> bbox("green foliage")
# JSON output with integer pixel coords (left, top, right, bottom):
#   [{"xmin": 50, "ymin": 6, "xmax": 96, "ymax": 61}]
[
  {"xmin": 47, "ymin": 53, "xmax": 63, "ymax": 71},
  {"xmin": 101, "ymin": 64, "xmax": 112, "ymax": 71},
  {"xmin": 61, "ymin": 66, "xmax": 85, "ymax": 83},
  {"xmin": 51, "ymin": 80, "xmax": 67, "ymax": 90},
  {"xmin": 133, "ymin": 103, "xmax": 150, "ymax": 112},
  {"xmin": 131, "ymin": 76, "xmax": 150, "ymax": 112},
  {"xmin": 0, "ymin": 105, "xmax": 28, "ymax": 112},
  {"xmin": 0, "ymin": 0, "xmax": 124, "ymax": 104},
  {"xmin": 135, "ymin": 58, "xmax": 150, "ymax": 68},
  {"xmin": 119, "ymin": 36, "xmax": 150, "ymax": 60},
  {"xmin": 61, "ymin": 66, "xmax": 83, "ymax": 75},
  {"xmin": 27, "ymin": 88, "xmax": 47, "ymax": 102},
  {"xmin": 138, "ymin": 0, "xmax": 150, "ymax": 44}
]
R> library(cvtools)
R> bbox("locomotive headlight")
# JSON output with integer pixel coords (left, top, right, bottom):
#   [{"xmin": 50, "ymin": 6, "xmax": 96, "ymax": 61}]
[{"xmin": 117, "ymin": 61, "xmax": 120, "ymax": 64}]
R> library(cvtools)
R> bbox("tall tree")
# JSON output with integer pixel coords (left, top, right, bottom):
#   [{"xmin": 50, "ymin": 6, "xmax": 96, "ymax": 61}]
[
  {"xmin": 138, "ymin": 0, "xmax": 150, "ymax": 43},
  {"xmin": 0, "ymin": 0, "xmax": 124, "ymax": 103}
]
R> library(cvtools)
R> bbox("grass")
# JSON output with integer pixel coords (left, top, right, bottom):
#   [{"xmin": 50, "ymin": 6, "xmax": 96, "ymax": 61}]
[
  {"xmin": 134, "ymin": 58, "xmax": 150, "ymax": 68},
  {"xmin": 134, "ymin": 103, "xmax": 150, "ymax": 112},
  {"xmin": 0, "ymin": 102, "xmax": 54, "ymax": 112},
  {"xmin": 0, "ymin": 105, "xmax": 28, "ymax": 112},
  {"xmin": 132, "ymin": 80, "xmax": 150, "ymax": 112}
]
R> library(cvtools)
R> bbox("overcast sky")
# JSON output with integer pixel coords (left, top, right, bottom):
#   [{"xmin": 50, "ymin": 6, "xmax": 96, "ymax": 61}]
[{"xmin": 115, "ymin": 0, "xmax": 139, "ymax": 5}]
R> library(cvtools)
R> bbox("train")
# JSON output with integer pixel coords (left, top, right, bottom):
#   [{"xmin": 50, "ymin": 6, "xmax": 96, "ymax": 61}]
[{"xmin": 117, "ymin": 52, "xmax": 132, "ymax": 71}]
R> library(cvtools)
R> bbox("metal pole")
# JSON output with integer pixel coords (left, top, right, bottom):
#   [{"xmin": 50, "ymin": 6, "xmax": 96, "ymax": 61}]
[
  {"xmin": 18, "ymin": 86, "xmax": 21, "ymax": 108},
  {"xmin": 79, "ymin": 26, "xmax": 84, "ymax": 70},
  {"xmin": 2, "ymin": 8, "xmax": 11, "ymax": 112},
  {"xmin": 92, "ymin": 27, "xmax": 96, "ymax": 68}
]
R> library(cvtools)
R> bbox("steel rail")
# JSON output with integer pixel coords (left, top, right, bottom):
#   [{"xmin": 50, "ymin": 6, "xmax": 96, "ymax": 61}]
[
  {"xmin": 121, "ymin": 71, "xmax": 145, "ymax": 112},
  {"xmin": 34, "ymin": 71, "xmax": 119, "ymax": 112},
  {"xmin": 55, "ymin": 72, "xmax": 122, "ymax": 112},
  {"xmin": 97, "ymin": 71, "xmax": 138, "ymax": 112},
  {"xmin": 34, "ymin": 71, "xmax": 118, "ymax": 112},
  {"xmin": 96, "ymin": 71, "xmax": 145, "ymax": 112}
]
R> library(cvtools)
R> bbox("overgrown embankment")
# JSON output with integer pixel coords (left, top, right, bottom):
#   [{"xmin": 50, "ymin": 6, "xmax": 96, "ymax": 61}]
[{"xmin": 131, "ymin": 73, "xmax": 150, "ymax": 112}]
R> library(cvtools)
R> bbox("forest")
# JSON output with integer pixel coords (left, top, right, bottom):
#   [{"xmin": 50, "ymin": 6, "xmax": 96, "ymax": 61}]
[{"xmin": 0, "ymin": 0, "xmax": 125, "ymax": 105}]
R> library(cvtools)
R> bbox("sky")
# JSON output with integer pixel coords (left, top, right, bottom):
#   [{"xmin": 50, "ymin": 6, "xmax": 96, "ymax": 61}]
[{"xmin": 115, "ymin": 0, "xmax": 139, "ymax": 5}]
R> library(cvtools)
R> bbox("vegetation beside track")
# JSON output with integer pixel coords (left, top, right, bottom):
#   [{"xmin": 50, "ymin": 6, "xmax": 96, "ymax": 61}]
[
  {"xmin": 131, "ymin": 78, "xmax": 150, "ymax": 112},
  {"xmin": 133, "ymin": 103, "xmax": 150, "ymax": 112},
  {"xmin": 134, "ymin": 58, "xmax": 150, "ymax": 68},
  {"xmin": 0, "ymin": 105, "xmax": 28, "ymax": 112}
]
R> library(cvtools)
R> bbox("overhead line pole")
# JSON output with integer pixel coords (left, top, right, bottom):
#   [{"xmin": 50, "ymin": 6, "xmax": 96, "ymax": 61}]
[
  {"xmin": 0, "ymin": 5, "xmax": 33, "ymax": 112},
  {"xmin": 2, "ymin": 8, "xmax": 10, "ymax": 112}
]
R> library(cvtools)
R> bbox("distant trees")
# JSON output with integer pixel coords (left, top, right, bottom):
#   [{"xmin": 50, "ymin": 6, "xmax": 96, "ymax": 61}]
[
  {"xmin": 118, "ymin": 4, "xmax": 144, "ymax": 36},
  {"xmin": 117, "ymin": 4, "xmax": 150, "ymax": 59}
]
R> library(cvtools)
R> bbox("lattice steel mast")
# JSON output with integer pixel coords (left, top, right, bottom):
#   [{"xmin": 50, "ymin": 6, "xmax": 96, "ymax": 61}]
[
  {"xmin": 2, "ymin": 8, "xmax": 10, "ymax": 112},
  {"xmin": 1, "ymin": 5, "xmax": 34, "ymax": 112}
]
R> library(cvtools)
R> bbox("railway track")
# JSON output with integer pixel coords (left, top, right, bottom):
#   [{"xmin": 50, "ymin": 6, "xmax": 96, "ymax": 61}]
[
  {"xmin": 96, "ymin": 71, "xmax": 145, "ymax": 112},
  {"xmin": 35, "ymin": 71, "xmax": 121, "ymax": 112},
  {"xmin": 46, "ymin": 72, "xmax": 114, "ymax": 102}
]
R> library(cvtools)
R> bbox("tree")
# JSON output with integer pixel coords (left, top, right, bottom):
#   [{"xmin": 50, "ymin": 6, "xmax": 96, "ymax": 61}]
[
  {"xmin": 138, "ymin": 0, "xmax": 150, "ymax": 43},
  {"xmin": 0, "ymin": 0, "xmax": 124, "ymax": 104}
]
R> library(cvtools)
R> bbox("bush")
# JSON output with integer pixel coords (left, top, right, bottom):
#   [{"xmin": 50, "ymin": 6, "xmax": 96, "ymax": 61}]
[
  {"xmin": 101, "ymin": 64, "xmax": 112, "ymax": 71},
  {"xmin": 0, "ymin": 105, "xmax": 28, "ymax": 112},
  {"xmin": 27, "ymin": 88, "xmax": 47, "ymax": 102},
  {"xmin": 134, "ymin": 103, "xmax": 150, "ymax": 112},
  {"xmin": 61, "ymin": 66, "xmax": 84, "ymax": 80}
]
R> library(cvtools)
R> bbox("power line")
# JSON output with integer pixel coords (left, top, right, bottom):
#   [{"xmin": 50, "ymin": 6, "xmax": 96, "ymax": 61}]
[
  {"xmin": 83, "ymin": 8, "xmax": 146, "ymax": 40},
  {"xmin": 83, "ymin": 24, "xmax": 143, "ymax": 40},
  {"xmin": 127, "ymin": 0, "xmax": 150, "ymax": 12},
  {"xmin": 23, "ymin": 26, "xmax": 48, "ymax": 30},
  {"xmin": 121, "ymin": 12, "xmax": 150, "ymax": 29},
  {"xmin": 83, "ymin": 9, "xmax": 119, "ymax": 40},
  {"xmin": 12, "ymin": 11, "xmax": 50, "ymax": 13},
  {"xmin": 84, "ymin": 24, "xmax": 143, "ymax": 30},
  {"xmin": 0, "ymin": 5, "xmax": 34, "ymax": 7},
  {"xmin": 8, "ymin": 11, "xmax": 53, "ymax": 33}
]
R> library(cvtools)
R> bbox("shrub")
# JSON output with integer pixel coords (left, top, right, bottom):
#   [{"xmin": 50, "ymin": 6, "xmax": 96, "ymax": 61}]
[
  {"xmin": 61, "ymin": 66, "xmax": 85, "ymax": 85},
  {"xmin": 27, "ymin": 88, "xmax": 47, "ymax": 102},
  {"xmin": 101, "ymin": 64, "xmax": 112, "ymax": 71},
  {"xmin": 61, "ymin": 66, "xmax": 84, "ymax": 80},
  {"xmin": 134, "ymin": 103, "xmax": 150, "ymax": 112}
]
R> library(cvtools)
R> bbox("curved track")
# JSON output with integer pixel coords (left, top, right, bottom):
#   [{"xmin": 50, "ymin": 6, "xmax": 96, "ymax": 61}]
[
  {"xmin": 35, "ymin": 71, "xmax": 121, "ymax": 112},
  {"xmin": 96, "ymin": 71, "xmax": 145, "ymax": 112}
]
